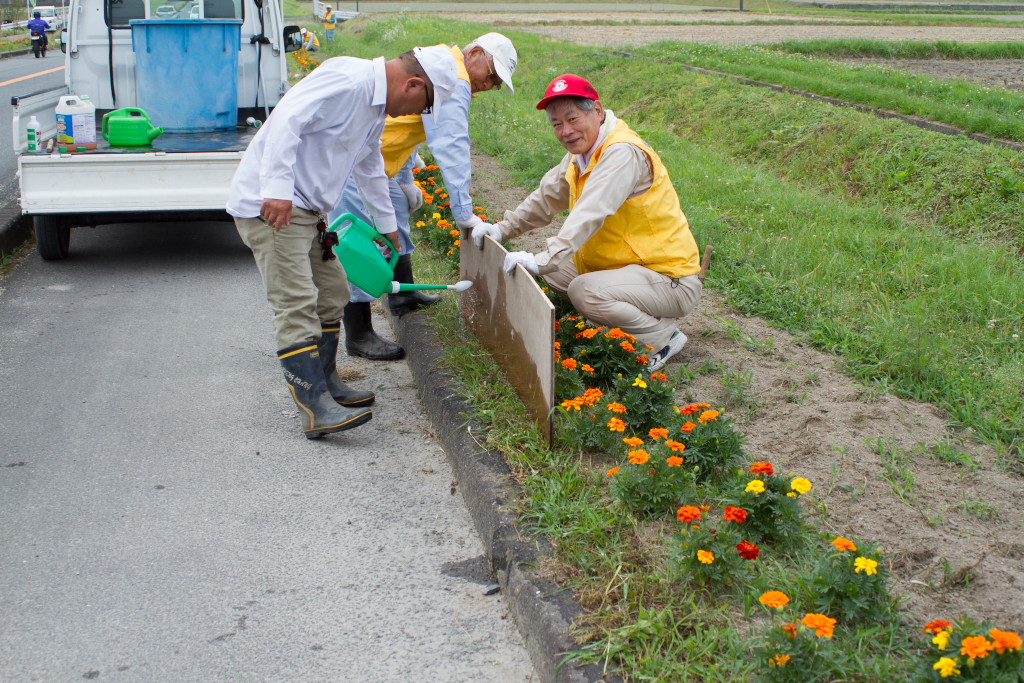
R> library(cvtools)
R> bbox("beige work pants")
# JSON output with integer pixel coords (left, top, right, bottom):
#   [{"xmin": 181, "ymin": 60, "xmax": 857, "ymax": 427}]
[
  {"xmin": 544, "ymin": 260, "xmax": 702, "ymax": 353},
  {"xmin": 234, "ymin": 208, "xmax": 350, "ymax": 350}
]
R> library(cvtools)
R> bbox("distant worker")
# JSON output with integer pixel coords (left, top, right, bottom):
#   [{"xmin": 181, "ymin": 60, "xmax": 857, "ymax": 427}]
[
  {"xmin": 330, "ymin": 33, "xmax": 518, "ymax": 361},
  {"xmin": 300, "ymin": 27, "xmax": 320, "ymax": 52},
  {"xmin": 474, "ymin": 74, "xmax": 703, "ymax": 372},
  {"xmin": 27, "ymin": 10, "xmax": 50, "ymax": 50},
  {"xmin": 226, "ymin": 47, "xmax": 458, "ymax": 438},
  {"xmin": 324, "ymin": 5, "xmax": 335, "ymax": 41}
]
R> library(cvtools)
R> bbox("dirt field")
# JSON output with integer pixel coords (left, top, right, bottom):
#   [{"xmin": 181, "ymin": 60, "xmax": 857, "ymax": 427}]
[
  {"xmin": 844, "ymin": 57, "xmax": 1024, "ymax": 90},
  {"xmin": 468, "ymin": 150, "xmax": 1024, "ymax": 633}
]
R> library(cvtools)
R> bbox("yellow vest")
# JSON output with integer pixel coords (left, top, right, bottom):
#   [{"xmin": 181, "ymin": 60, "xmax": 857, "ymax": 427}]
[
  {"xmin": 379, "ymin": 44, "xmax": 470, "ymax": 178},
  {"xmin": 568, "ymin": 120, "xmax": 701, "ymax": 279},
  {"xmin": 324, "ymin": 11, "xmax": 335, "ymax": 29}
]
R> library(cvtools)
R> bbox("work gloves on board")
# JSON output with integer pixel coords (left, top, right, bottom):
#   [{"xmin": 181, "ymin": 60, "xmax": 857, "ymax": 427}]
[
  {"xmin": 460, "ymin": 214, "xmax": 502, "ymax": 247},
  {"xmin": 503, "ymin": 251, "xmax": 539, "ymax": 275}
]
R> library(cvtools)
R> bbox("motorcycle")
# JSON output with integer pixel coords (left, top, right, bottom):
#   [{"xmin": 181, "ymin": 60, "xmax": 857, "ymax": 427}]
[{"xmin": 31, "ymin": 29, "xmax": 47, "ymax": 58}]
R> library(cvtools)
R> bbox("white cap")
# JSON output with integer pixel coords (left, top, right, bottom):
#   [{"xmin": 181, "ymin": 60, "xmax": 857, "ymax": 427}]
[
  {"xmin": 300, "ymin": 27, "xmax": 307, "ymax": 34},
  {"xmin": 413, "ymin": 45, "xmax": 459, "ymax": 123},
  {"xmin": 472, "ymin": 32, "xmax": 518, "ymax": 94}
]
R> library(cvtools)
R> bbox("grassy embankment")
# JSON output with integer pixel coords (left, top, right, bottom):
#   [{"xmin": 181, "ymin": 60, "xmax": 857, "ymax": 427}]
[{"xmin": 326, "ymin": 13, "xmax": 1024, "ymax": 678}]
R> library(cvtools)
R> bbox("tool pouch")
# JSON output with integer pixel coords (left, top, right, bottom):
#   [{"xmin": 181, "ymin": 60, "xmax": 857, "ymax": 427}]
[{"xmin": 316, "ymin": 214, "xmax": 339, "ymax": 261}]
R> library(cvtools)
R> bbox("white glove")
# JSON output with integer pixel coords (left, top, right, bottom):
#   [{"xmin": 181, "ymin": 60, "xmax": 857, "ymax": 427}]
[
  {"xmin": 458, "ymin": 215, "xmax": 502, "ymax": 247},
  {"xmin": 413, "ymin": 153, "xmax": 425, "ymax": 168},
  {"xmin": 400, "ymin": 183, "xmax": 423, "ymax": 213},
  {"xmin": 503, "ymin": 251, "xmax": 539, "ymax": 275}
]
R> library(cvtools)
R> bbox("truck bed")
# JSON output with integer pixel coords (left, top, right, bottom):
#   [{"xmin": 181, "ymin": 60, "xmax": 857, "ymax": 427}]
[{"xmin": 56, "ymin": 123, "xmax": 259, "ymax": 154}]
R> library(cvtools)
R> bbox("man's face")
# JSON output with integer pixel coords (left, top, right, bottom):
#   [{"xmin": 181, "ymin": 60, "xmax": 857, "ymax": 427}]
[
  {"xmin": 464, "ymin": 46, "xmax": 502, "ymax": 94},
  {"xmin": 386, "ymin": 76, "xmax": 432, "ymax": 117},
  {"xmin": 547, "ymin": 99, "xmax": 605, "ymax": 156}
]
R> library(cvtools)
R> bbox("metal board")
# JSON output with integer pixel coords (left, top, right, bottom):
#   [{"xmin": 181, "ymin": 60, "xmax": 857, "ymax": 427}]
[{"xmin": 459, "ymin": 233, "xmax": 554, "ymax": 443}]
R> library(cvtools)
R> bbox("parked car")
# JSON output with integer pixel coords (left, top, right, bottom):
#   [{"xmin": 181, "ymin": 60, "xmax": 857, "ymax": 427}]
[
  {"xmin": 189, "ymin": 5, "xmax": 200, "ymax": 18},
  {"xmin": 154, "ymin": 5, "xmax": 177, "ymax": 18}
]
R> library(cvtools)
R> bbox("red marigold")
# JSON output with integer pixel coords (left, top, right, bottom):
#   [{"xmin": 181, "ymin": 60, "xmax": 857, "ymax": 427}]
[
  {"xmin": 723, "ymin": 506, "xmax": 748, "ymax": 523},
  {"xmin": 749, "ymin": 461, "xmax": 775, "ymax": 475},
  {"xmin": 924, "ymin": 620, "xmax": 953, "ymax": 635},
  {"xmin": 737, "ymin": 541, "xmax": 760, "ymax": 560}
]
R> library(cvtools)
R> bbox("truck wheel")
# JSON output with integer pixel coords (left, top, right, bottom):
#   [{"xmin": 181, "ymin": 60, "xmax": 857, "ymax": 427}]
[{"xmin": 35, "ymin": 215, "xmax": 71, "ymax": 260}]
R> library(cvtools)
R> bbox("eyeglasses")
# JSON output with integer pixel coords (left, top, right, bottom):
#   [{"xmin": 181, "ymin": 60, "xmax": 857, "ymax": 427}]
[
  {"xmin": 422, "ymin": 79, "xmax": 433, "ymax": 115},
  {"xmin": 487, "ymin": 59, "xmax": 502, "ymax": 90}
]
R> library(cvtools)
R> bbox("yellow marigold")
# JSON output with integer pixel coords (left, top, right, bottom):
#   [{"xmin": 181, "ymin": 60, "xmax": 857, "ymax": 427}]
[
  {"xmin": 680, "ymin": 422, "xmax": 697, "ymax": 434},
  {"xmin": 432, "ymin": 213, "xmax": 441, "ymax": 220},
  {"xmin": 759, "ymin": 591, "xmax": 790, "ymax": 610},
  {"xmin": 791, "ymin": 477, "xmax": 813, "ymax": 494},
  {"xmin": 666, "ymin": 440, "xmax": 686, "ymax": 453},
  {"xmin": 561, "ymin": 358, "xmax": 578, "ymax": 370},
  {"xmin": 697, "ymin": 550, "xmax": 715, "ymax": 565},
  {"xmin": 632, "ymin": 377, "xmax": 647, "ymax": 389},
  {"xmin": 607, "ymin": 402, "xmax": 627, "ymax": 414},
  {"xmin": 623, "ymin": 436, "xmax": 644, "ymax": 447},
  {"xmin": 649, "ymin": 427, "xmax": 669, "ymax": 440},
  {"xmin": 801, "ymin": 613, "xmax": 836, "ymax": 639},
  {"xmin": 769, "ymin": 654, "xmax": 790, "ymax": 667},
  {"xmin": 607, "ymin": 467, "xmax": 621, "ymax": 477},
  {"xmin": 989, "ymin": 629, "xmax": 1022, "ymax": 654},
  {"xmin": 667, "ymin": 456, "xmax": 684, "ymax": 467},
  {"xmin": 831, "ymin": 537, "xmax": 857, "ymax": 552},
  {"xmin": 745, "ymin": 480, "xmax": 766, "ymax": 495},
  {"xmin": 559, "ymin": 398, "xmax": 583, "ymax": 411},
  {"xmin": 933, "ymin": 657, "xmax": 960, "ymax": 678},
  {"xmin": 576, "ymin": 321, "xmax": 587, "ymax": 330},
  {"xmin": 415, "ymin": 221, "xmax": 426, "ymax": 227},
  {"xmin": 698, "ymin": 409, "xmax": 719, "ymax": 423},
  {"xmin": 441, "ymin": 193, "xmax": 448, "ymax": 199},
  {"xmin": 960, "ymin": 635, "xmax": 994, "ymax": 660},
  {"xmin": 608, "ymin": 417, "xmax": 626, "ymax": 432},
  {"xmin": 854, "ymin": 557, "xmax": 878, "ymax": 576},
  {"xmin": 628, "ymin": 449, "xmax": 650, "ymax": 465},
  {"xmin": 933, "ymin": 630, "xmax": 952, "ymax": 650}
]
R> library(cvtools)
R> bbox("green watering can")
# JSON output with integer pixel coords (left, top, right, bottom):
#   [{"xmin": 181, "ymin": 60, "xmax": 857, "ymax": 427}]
[
  {"xmin": 330, "ymin": 213, "xmax": 473, "ymax": 298},
  {"xmin": 102, "ymin": 108, "xmax": 164, "ymax": 146}
]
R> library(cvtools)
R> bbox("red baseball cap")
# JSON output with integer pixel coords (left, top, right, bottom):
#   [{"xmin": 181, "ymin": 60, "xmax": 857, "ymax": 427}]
[{"xmin": 535, "ymin": 74, "xmax": 601, "ymax": 110}]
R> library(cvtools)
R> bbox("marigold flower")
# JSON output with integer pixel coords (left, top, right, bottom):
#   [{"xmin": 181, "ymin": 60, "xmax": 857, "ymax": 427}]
[
  {"xmin": 581, "ymin": 364, "xmax": 595, "ymax": 374},
  {"xmin": 474, "ymin": 206, "xmax": 485, "ymax": 212},
  {"xmin": 649, "ymin": 427, "xmax": 669, "ymax": 440},
  {"xmin": 749, "ymin": 461, "xmax": 775, "ymax": 475},
  {"xmin": 723, "ymin": 506, "xmax": 748, "ymax": 523},
  {"xmin": 680, "ymin": 421, "xmax": 697, "ymax": 434},
  {"xmin": 677, "ymin": 505, "xmax": 702, "ymax": 523},
  {"xmin": 769, "ymin": 654, "xmax": 790, "ymax": 667},
  {"xmin": 782, "ymin": 622, "xmax": 798, "ymax": 638},
  {"xmin": 989, "ymin": 629, "xmax": 1022, "ymax": 654},
  {"xmin": 453, "ymin": 239, "xmax": 460, "ymax": 247},
  {"xmin": 607, "ymin": 467, "xmax": 621, "ymax": 477},
  {"xmin": 607, "ymin": 417, "xmax": 626, "ymax": 432},
  {"xmin": 623, "ymin": 436, "xmax": 644, "ymax": 447},
  {"xmin": 632, "ymin": 377, "xmax": 647, "ymax": 389},
  {"xmin": 791, "ymin": 477, "xmax": 813, "ymax": 494},
  {"xmin": 786, "ymin": 491, "xmax": 797, "ymax": 498},
  {"xmin": 651, "ymin": 372, "xmax": 668, "ymax": 381},
  {"xmin": 561, "ymin": 358, "xmax": 578, "ymax": 370},
  {"xmin": 619, "ymin": 340, "xmax": 635, "ymax": 353},
  {"xmin": 628, "ymin": 449, "xmax": 649, "ymax": 465},
  {"xmin": 607, "ymin": 402, "xmax": 627, "ymax": 414},
  {"xmin": 697, "ymin": 550, "xmax": 714, "ymax": 565},
  {"xmin": 424, "ymin": 196, "xmax": 433, "ymax": 204},
  {"xmin": 698, "ymin": 409, "xmax": 719, "ymax": 423},
  {"xmin": 576, "ymin": 321, "xmax": 586, "ymax": 330},
  {"xmin": 606, "ymin": 328, "xmax": 634, "ymax": 340},
  {"xmin": 665, "ymin": 440, "xmax": 686, "ymax": 453},
  {"xmin": 961, "ymin": 635, "xmax": 994, "ymax": 660},
  {"xmin": 759, "ymin": 591, "xmax": 789, "ymax": 610},
  {"xmin": 801, "ymin": 613, "xmax": 836, "ymax": 638},
  {"xmin": 582, "ymin": 388, "xmax": 604, "ymax": 404},
  {"xmin": 449, "ymin": 229, "xmax": 460, "ymax": 237},
  {"xmin": 925, "ymin": 620, "xmax": 953, "ymax": 635},
  {"xmin": 437, "ymin": 219, "xmax": 451, "ymax": 228},
  {"xmin": 667, "ymin": 456, "xmax": 684, "ymax": 467},
  {"xmin": 933, "ymin": 657, "xmax": 960, "ymax": 678},
  {"xmin": 832, "ymin": 537, "xmax": 857, "ymax": 553},
  {"xmin": 680, "ymin": 404, "xmax": 701, "ymax": 415},
  {"xmin": 432, "ymin": 213, "xmax": 441, "ymax": 220},
  {"xmin": 933, "ymin": 630, "xmax": 952, "ymax": 650},
  {"xmin": 737, "ymin": 541, "xmax": 760, "ymax": 560},
  {"xmin": 745, "ymin": 480, "xmax": 766, "ymax": 495},
  {"xmin": 415, "ymin": 221, "xmax": 426, "ymax": 227},
  {"xmin": 854, "ymin": 557, "xmax": 878, "ymax": 576},
  {"xmin": 579, "ymin": 328, "xmax": 600, "ymax": 339},
  {"xmin": 477, "ymin": 214, "xmax": 487, "ymax": 220}
]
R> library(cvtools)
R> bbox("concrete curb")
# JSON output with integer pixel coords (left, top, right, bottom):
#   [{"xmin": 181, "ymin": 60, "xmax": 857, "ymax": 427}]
[
  {"xmin": 0, "ymin": 200, "xmax": 31, "ymax": 257},
  {"xmin": 390, "ymin": 311, "xmax": 612, "ymax": 683},
  {"xmin": 1, "ymin": 48, "xmax": 33, "ymax": 59}
]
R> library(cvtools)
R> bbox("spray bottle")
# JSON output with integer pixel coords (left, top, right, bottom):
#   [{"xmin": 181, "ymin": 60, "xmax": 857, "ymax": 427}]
[{"xmin": 26, "ymin": 115, "xmax": 40, "ymax": 152}]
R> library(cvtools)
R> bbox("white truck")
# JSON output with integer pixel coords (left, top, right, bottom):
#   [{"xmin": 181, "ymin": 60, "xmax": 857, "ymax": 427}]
[{"xmin": 12, "ymin": 0, "xmax": 303, "ymax": 259}]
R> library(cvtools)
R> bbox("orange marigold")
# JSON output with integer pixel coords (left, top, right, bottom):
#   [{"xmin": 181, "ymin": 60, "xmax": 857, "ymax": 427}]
[
  {"xmin": 607, "ymin": 467, "xmax": 621, "ymax": 477},
  {"xmin": 677, "ymin": 505, "xmax": 702, "ymax": 523},
  {"xmin": 697, "ymin": 549, "xmax": 715, "ymax": 565},
  {"xmin": 620, "ymin": 340, "xmax": 635, "ymax": 353},
  {"xmin": 649, "ymin": 427, "xmax": 669, "ymax": 440},
  {"xmin": 782, "ymin": 622, "xmax": 798, "ymax": 639},
  {"xmin": 608, "ymin": 417, "xmax": 627, "ymax": 432},
  {"xmin": 698, "ymin": 409, "xmax": 720, "ymax": 423},
  {"xmin": 989, "ymin": 629, "xmax": 1022, "ymax": 654},
  {"xmin": 651, "ymin": 372, "xmax": 668, "ymax": 381},
  {"xmin": 667, "ymin": 456, "xmax": 684, "ymax": 467},
  {"xmin": 770, "ymin": 654, "xmax": 790, "ymax": 667},
  {"xmin": 628, "ymin": 449, "xmax": 650, "ymax": 465},
  {"xmin": 961, "ymin": 635, "xmax": 995, "ymax": 660},
  {"xmin": 749, "ymin": 461, "xmax": 775, "ymax": 475},
  {"xmin": 723, "ymin": 506, "xmax": 748, "ymax": 523},
  {"xmin": 680, "ymin": 422, "xmax": 697, "ymax": 434},
  {"xmin": 623, "ymin": 436, "xmax": 644, "ymax": 447},
  {"xmin": 579, "ymin": 328, "xmax": 600, "ymax": 339},
  {"xmin": 561, "ymin": 358, "xmax": 578, "ymax": 370},
  {"xmin": 759, "ymin": 591, "xmax": 790, "ymax": 609},
  {"xmin": 581, "ymin": 364, "xmax": 595, "ymax": 374},
  {"xmin": 831, "ymin": 537, "xmax": 858, "ymax": 553},
  {"xmin": 801, "ymin": 613, "xmax": 837, "ymax": 639},
  {"xmin": 665, "ymin": 440, "xmax": 686, "ymax": 453},
  {"xmin": 607, "ymin": 402, "xmax": 627, "ymax": 414},
  {"xmin": 679, "ymin": 404, "xmax": 701, "ymax": 415}
]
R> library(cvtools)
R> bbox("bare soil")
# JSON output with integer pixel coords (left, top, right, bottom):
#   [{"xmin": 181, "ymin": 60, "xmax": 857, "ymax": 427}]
[
  {"xmin": 843, "ymin": 57, "xmax": 1024, "ymax": 90},
  {"xmin": 469, "ymin": 150, "xmax": 1024, "ymax": 632}
]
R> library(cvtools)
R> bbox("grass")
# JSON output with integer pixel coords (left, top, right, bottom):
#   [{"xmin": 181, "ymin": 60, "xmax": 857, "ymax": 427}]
[{"xmin": 774, "ymin": 38, "xmax": 1024, "ymax": 59}]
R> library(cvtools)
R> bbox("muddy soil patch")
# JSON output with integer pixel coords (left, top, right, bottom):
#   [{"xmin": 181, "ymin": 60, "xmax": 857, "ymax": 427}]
[
  {"xmin": 843, "ymin": 56, "xmax": 1024, "ymax": 89},
  {"xmin": 469, "ymin": 149, "xmax": 1024, "ymax": 631}
]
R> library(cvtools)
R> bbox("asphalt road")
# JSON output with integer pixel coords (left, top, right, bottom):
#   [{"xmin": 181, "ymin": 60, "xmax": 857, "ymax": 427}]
[{"xmin": 0, "ymin": 221, "xmax": 533, "ymax": 680}]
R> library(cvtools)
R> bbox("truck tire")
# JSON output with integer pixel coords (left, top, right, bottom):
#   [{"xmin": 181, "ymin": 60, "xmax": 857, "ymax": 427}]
[{"xmin": 35, "ymin": 215, "xmax": 71, "ymax": 260}]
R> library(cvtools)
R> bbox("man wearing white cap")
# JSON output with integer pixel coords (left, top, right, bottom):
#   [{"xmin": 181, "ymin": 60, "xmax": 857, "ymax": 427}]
[
  {"xmin": 227, "ymin": 47, "xmax": 459, "ymax": 439},
  {"xmin": 331, "ymin": 33, "xmax": 518, "ymax": 361}
]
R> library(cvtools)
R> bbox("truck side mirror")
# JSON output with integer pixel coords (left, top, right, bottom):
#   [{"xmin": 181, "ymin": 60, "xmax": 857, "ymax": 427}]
[
  {"xmin": 283, "ymin": 25, "xmax": 302, "ymax": 53},
  {"xmin": 60, "ymin": 28, "xmax": 67, "ymax": 54}
]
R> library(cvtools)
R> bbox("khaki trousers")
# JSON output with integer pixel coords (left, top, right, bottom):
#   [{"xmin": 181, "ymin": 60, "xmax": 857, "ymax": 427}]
[
  {"xmin": 234, "ymin": 208, "xmax": 350, "ymax": 350},
  {"xmin": 545, "ymin": 261, "xmax": 702, "ymax": 353}
]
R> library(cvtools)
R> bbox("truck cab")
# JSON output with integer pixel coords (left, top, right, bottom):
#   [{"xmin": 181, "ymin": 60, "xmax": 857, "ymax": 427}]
[{"xmin": 12, "ymin": 0, "xmax": 303, "ymax": 259}]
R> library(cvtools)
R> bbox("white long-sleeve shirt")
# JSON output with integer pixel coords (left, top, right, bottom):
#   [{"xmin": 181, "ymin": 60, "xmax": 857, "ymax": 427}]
[{"xmin": 226, "ymin": 56, "xmax": 397, "ymax": 232}]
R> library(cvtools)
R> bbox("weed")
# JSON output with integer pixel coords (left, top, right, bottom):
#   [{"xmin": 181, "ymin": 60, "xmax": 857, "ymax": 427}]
[
  {"xmin": 915, "ymin": 437, "xmax": 980, "ymax": 471},
  {"xmin": 870, "ymin": 437, "xmax": 918, "ymax": 507},
  {"xmin": 958, "ymin": 492, "xmax": 1001, "ymax": 521}
]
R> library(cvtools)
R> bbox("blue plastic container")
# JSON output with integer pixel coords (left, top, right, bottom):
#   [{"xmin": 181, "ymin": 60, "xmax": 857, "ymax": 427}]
[{"xmin": 131, "ymin": 19, "xmax": 242, "ymax": 132}]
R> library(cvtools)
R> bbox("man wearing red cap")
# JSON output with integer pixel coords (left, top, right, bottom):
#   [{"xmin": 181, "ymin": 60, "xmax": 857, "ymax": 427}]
[{"xmin": 470, "ymin": 74, "xmax": 703, "ymax": 371}]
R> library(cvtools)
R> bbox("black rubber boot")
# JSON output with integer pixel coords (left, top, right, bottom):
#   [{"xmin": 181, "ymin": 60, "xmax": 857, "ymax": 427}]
[
  {"xmin": 318, "ymin": 323, "xmax": 375, "ymax": 406},
  {"xmin": 342, "ymin": 301, "xmax": 405, "ymax": 361},
  {"xmin": 278, "ymin": 341, "xmax": 372, "ymax": 439},
  {"xmin": 388, "ymin": 254, "xmax": 441, "ymax": 317}
]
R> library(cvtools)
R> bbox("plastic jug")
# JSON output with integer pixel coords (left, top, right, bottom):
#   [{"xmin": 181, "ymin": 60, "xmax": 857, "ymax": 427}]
[
  {"xmin": 102, "ymin": 108, "xmax": 164, "ymax": 146},
  {"xmin": 55, "ymin": 95, "xmax": 96, "ymax": 145},
  {"xmin": 329, "ymin": 213, "xmax": 473, "ymax": 297}
]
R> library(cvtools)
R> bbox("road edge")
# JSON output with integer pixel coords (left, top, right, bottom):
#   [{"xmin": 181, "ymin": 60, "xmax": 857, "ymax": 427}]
[
  {"xmin": 0, "ymin": 198, "xmax": 31, "ymax": 257},
  {"xmin": 390, "ymin": 309, "xmax": 612, "ymax": 683}
]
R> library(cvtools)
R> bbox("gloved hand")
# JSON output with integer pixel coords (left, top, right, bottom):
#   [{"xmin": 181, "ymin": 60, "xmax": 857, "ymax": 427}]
[
  {"xmin": 413, "ymin": 153, "xmax": 425, "ymax": 169},
  {"xmin": 458, "ymin": 215, "xmax": 502, "ymax": 248},
  {"xmin": 503, "ymin": 251, "xmax": 539, "ymax": 275},
  {"xmin": 400, "ymin": 183, "xmax": 424, "ymax": 213}
]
